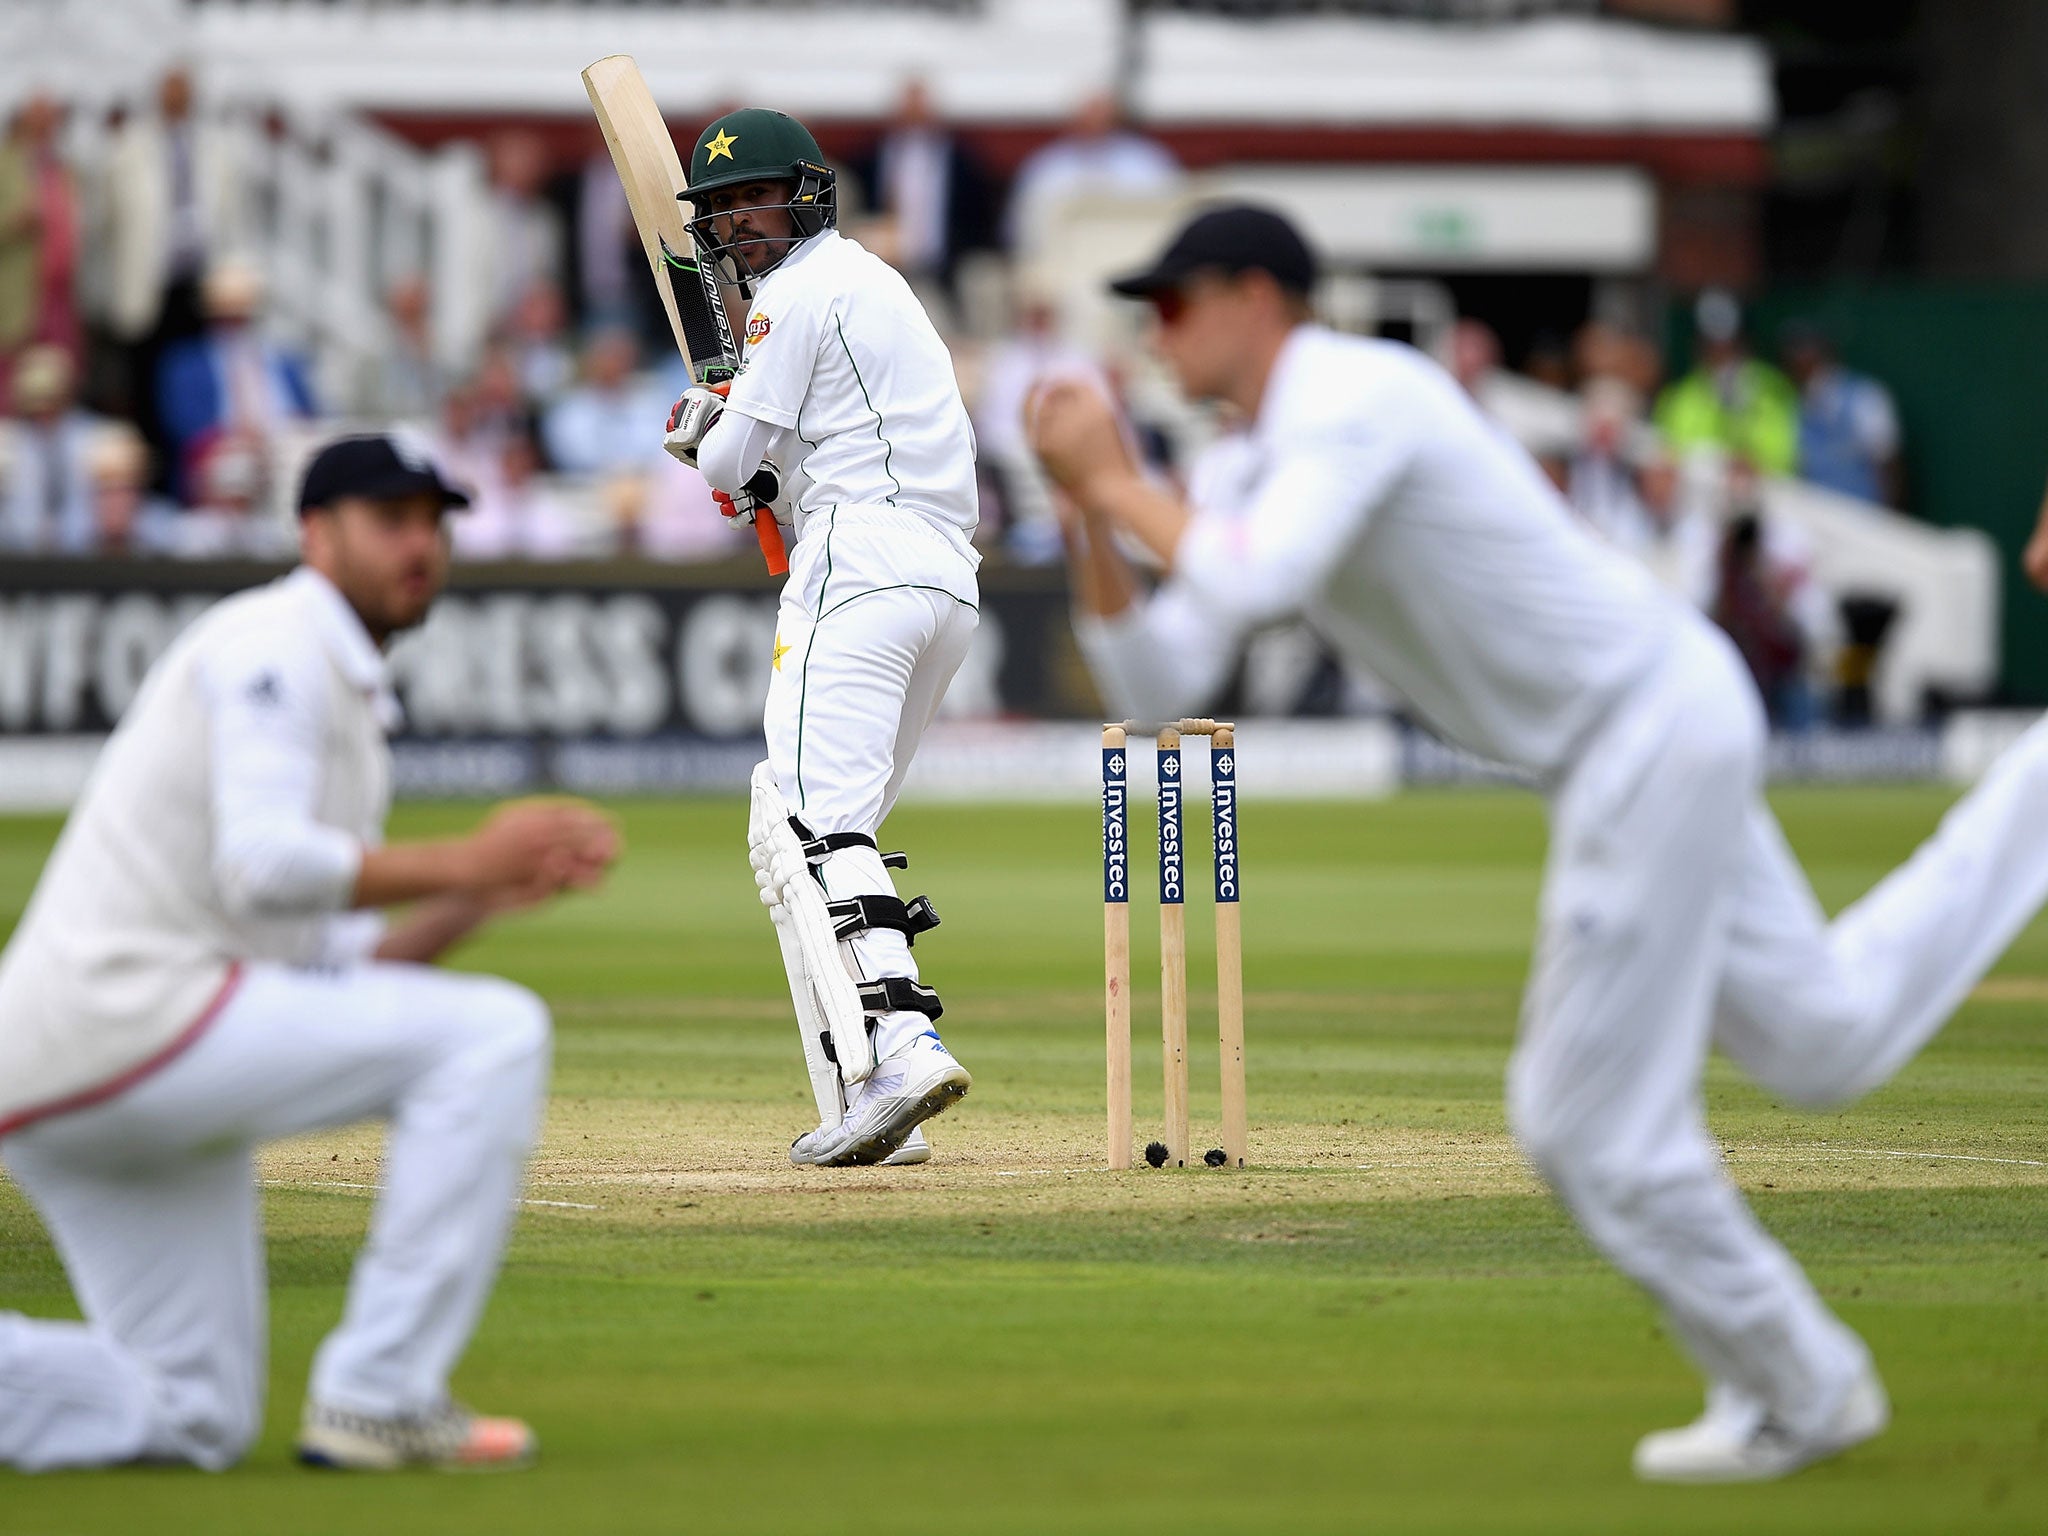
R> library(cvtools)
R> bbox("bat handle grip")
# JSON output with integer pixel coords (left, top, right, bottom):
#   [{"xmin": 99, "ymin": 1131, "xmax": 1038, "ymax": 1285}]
[{"xmin": 756, "ymin": 512, "xmax": 788, "ymax": 575}]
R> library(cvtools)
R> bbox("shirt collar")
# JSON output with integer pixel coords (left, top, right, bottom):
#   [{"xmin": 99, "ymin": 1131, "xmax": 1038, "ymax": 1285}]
[
  {"xmin": 286, "ymin": 566, "xmax": 403, "ymax": 728},
  {"xmin": 771, "ymin": 227, "xmax": 835, "ymax": 278}
]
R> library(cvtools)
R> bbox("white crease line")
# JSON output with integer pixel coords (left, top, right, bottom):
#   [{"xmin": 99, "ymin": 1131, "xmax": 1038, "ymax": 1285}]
[
  {"xmin": 260, "ymin": 1179, "xmax": 601, "ymax": 1211},
  {"xmin": 1351, "ymin": 1149, "xmax": 2048, "ymax": 1172},
  {"xmin": 1829, "ymin": 1147, "xmax": 2047, "ymax": 1169},
  {"xmin": 1002, "ymin": 1165, "xmax": 1270, "ymax": 1176},
  {"xmin": 1716, "ymin": 1145, "xmax": 2048, "ymax": 1169}
]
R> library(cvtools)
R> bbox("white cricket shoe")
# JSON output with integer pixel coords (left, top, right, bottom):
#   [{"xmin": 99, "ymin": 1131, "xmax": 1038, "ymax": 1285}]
[
  {"xmin": 814, "ymin": 1036, "xmax": 970, "ymax": 1167},
  {"xmin": 884, "ymin": 1126, "xmax": 932, "ymax": 1165},
  {"xmin": 789, "ymin": 1121, "xmax": 835, "ymax": 1166},
  {"xmin": 790, "ymin": 1122, "xmax": 931, "ymax": 1167},
  {"xmin": 1633, "ymin": 1368, "xmax": 1889, "ymax": 1483},
  {"xmin": 297, "ymin": 1398, "xmax": 536, "ymax": 1471}
]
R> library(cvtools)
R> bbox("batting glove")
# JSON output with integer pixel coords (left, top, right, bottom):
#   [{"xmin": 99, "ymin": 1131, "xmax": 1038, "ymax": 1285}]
[
  {"xmin": 663, "ymin": 382, "xmax": 727, "ymax": 467},
  {"xmin": 713, "ymin": 462, "xmax": 783, "ymax": 528}
]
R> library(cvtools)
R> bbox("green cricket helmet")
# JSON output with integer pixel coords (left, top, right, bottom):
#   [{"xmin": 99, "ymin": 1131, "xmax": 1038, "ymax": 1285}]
[{"xmin": 683, "ymin": 107, "xmax": 837, "ymax": 284}]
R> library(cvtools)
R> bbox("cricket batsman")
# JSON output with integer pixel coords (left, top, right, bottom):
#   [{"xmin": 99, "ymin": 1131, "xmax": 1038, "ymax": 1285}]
[
  {"xmin": 1031, "ymin": 204, "xmax": 2048, "ymax": 1482},
  {"xmin": 0, "ymin": 434, "xmax": 619, "ymax": 1472},
  {"xmin": 662, "ymin": 109, "xmax": 977, "ymax": 1167}
]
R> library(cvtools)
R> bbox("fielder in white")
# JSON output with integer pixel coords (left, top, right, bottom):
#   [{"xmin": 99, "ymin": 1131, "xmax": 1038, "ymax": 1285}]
[
  {"xmin": 665, "ymin": 108, "xmax": 977, "ymax": 1168},
  {"xmin": 0, "ymin": 435, "xmax": 619, "ymax": 1473},
  {"xmin": 1031, "ymin": 205, "xmax": 2048, "ymax": 1482}
]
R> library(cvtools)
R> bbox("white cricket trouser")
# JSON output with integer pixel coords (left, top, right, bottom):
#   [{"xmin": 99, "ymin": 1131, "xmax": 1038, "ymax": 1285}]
[
  {"xmin": 765, "ymin": 507, "xmax": 978, "ymax": 1068},
  {"xmin": 1508, "ymin": 618, "xmax": 2048, "ymax": 1434},
  {"xmin": 0, "ymin": 961, "xmax": 550, "ymax": 1471}
]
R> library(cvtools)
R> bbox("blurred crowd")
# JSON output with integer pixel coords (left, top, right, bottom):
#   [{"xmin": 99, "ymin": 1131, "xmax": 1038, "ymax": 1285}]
[
  {"xmin": 0, "ymin": 72, "xmax": 1913, "ymax": 722},
  {"xmin": 1445, "ymin": 290, "xmax": 1908, "ymax": 728},
  {"xmin": 0, "ymin": 72, "xmax": 1190, "ymax": 565},
  {"xmin": 2, "ymin": 72, "xmax": 315, "ymax": 560}
]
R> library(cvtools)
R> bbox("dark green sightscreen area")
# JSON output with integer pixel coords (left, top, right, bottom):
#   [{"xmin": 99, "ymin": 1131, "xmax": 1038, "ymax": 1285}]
[{"xmin": 1681, "ymin": 283, "xmax": 2048, "ymax": 700}]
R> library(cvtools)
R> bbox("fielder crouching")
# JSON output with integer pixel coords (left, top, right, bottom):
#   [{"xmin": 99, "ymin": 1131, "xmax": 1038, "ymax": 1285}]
[{"xmin": 0, "ymin": 435, "xmax": 619, "ymax": 1473}]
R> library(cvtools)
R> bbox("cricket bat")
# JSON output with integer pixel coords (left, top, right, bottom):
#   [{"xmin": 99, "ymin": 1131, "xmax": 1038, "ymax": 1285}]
[{"xmin": 582, "ymin": 54, "xmax": 789, "ymax": 575}]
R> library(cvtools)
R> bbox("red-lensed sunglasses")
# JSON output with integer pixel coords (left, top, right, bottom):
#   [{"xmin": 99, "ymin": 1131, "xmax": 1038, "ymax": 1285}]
[{"xmin": 1146, "ymin": 287, "xmax": 1190, "ymax": 326}]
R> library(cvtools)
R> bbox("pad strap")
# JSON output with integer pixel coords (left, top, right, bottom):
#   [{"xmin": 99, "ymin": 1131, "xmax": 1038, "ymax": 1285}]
[
  {"xmin": 818, "ymin": 1016, "xmax": 878, "ymax": 1068},
  {"xmin": 789, "ymin": 817, "xmax": 909, "ymax": 871},
  {"xmin": 856, "ymin": 976, "xmax": 944, "ymax": 1021},
  {"xmin": 827, "ymin": 893, "xmax": 941, "ymax": 945}
]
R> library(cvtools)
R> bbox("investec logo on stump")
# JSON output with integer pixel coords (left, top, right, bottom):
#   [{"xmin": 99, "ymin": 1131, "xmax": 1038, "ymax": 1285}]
[
  {"xmin": 1102, "ymin": 743, "xmax": 1128, "ymax": 904},
  {"xmin": 1213, "ymin": 748, "xmax": 1239, "ymax": 904},
  {"xmin": 1157, "ymin": 740, "xmax": 1183, "ymax": 906}
]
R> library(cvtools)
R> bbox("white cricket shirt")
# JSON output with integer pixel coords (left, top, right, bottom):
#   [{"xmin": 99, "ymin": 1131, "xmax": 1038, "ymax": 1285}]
[
  {"xmin": 1078, "ymin": 326, "xmax": 1680, "ymax": 776},
  {"xmin": 0, "ymin": 567, "xmax": 393, "ymax": 1133},
  {"xmin": 705, "ymin": 229, "xmax": 979, "ymax": 550}
]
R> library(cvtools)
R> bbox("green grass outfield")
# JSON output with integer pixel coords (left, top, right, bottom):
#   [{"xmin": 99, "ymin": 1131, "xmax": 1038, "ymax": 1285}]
[{"xmin": 1, "ymin": 788, "xmax": 2044, "ymax": 1534}]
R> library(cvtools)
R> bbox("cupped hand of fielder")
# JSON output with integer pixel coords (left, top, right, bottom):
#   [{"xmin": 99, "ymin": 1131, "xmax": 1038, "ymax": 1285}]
[
  {"xmin": 464, "ymin": 797, "xmax": 622, "ymax": 901},
  {"xmin": 1026, "ymin": 379, "xmax": 1133, "ymax": 496}
]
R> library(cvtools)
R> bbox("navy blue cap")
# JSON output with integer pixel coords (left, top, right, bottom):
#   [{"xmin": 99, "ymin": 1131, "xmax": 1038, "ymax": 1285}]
[
  {"xmin": 1110, "ymin": 204, "xmax": 1318, "ymax": 299},
  {"xmin": 297, "ymin": 433, "xmax": 471, "ymax": 516}
]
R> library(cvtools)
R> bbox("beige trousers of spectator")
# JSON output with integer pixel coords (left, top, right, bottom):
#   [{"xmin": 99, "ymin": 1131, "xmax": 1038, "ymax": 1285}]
[
  {"xmin": 1509, "ymin": 617, "xmax": 2048, "ymax": 1434},
  {"xmin": 0, "ymin": 961, "xmax": 550, "ymax": 1471}
]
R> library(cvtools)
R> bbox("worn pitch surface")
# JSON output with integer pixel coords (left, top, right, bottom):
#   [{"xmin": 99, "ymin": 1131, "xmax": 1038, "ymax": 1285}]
[{"xmin": 1, "ymin": 789, "xmax": 2043, "ymax": 1533}]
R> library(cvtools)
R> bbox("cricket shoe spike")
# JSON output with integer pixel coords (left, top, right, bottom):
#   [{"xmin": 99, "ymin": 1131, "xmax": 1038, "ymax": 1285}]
[
  {"xmin": 790, "ymin": 1122, "xmax": 931, "ymax": 1167},
  {"xmin": 1632, "ymin": 1367, "xmax": 1889, "ymax": 1483},
  {"xmin": 297, "ymin": 1398, "xmax": 537, "ymax": 1471},
  {"xmin": 814, "ymin": 1035, "xmax": 969, "ymax": 1167}
]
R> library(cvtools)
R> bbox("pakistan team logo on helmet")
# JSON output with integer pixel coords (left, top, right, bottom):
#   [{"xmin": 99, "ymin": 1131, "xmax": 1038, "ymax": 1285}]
[{"xmin": 683, "ymin": 107, "xmax": 838, "ymax": 288}]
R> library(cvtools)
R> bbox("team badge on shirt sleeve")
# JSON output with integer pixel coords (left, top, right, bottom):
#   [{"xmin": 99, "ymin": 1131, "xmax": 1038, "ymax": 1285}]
[{"xmin": 746, "ymin": 314, "xmax": 772, "ymax": 346}]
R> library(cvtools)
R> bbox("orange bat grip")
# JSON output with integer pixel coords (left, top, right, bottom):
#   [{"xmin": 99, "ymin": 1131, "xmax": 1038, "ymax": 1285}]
[{"xmin": 756, "ymin": 513, "xmax": 788, "ymax": 575}]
